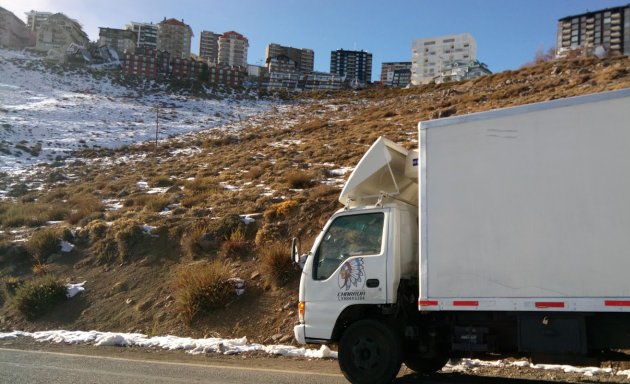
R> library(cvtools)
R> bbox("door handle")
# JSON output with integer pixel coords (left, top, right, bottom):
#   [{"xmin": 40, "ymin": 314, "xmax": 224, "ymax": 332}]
[{"xmin": 366, "ymin": 279, "xmax": 379, "ymax": 288}]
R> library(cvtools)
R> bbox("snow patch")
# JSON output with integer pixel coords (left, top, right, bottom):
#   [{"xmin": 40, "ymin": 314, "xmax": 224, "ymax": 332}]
[
  {"xmin": 65, "ymin": 281, "xmax": 86, "ymax": 298},
  {"xmin": 0, "ymin": 331, "xmax": 337, "ymax": 359},
  {"xmin": 443, "ymin": 358, "xmax": 630, "ymax": 379},
  {"xmin": 60, "ymin": 240, "xmax": 74, "ymax": 253}
]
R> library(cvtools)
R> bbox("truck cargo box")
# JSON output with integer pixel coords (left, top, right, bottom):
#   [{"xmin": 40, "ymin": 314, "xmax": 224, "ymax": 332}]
[{"xmin": 418, "ymin": 89, "xmax": 630, "ymax": 312}]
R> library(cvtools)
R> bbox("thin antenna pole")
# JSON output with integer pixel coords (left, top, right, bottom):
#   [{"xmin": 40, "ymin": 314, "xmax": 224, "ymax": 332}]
[{"xmin": 155, "ymin": 104, "xmax": 159, "ymax": 151}]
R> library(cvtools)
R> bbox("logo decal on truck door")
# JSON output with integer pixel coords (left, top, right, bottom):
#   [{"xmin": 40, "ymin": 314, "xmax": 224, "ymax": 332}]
[{"xmin": 338, "ymin": 258, "xmax": 365, "ymax": 291}]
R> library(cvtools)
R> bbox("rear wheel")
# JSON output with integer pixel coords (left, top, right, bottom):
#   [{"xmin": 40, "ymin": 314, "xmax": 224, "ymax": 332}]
[{"xmin": 338, "ymin": 319, "xmax": 402, "ymax": 384}]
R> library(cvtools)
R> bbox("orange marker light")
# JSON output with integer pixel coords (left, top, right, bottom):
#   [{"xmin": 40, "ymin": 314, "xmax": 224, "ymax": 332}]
[{"xmin": 298, "ymin": 301, "xmax": 305, "ymax": 323}]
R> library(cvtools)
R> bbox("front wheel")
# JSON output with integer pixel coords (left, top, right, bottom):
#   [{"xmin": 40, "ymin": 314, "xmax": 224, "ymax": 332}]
[{"xmin": 338, "ymin": 319, "xmax": 402, "ymax": 384}]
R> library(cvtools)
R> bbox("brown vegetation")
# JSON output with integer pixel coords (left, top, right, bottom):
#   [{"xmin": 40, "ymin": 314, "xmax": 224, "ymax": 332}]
[{"xmin": 1, "ymin": 55, "xmax": 630, "ymax": 340}]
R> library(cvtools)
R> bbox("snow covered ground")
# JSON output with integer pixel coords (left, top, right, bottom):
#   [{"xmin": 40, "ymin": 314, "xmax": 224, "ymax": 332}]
[
  {"xmin": 0, "ymin": 49, "xmax": 272, "ymax": 172},
  {"xmin": 1, "ymin": 330, "xmax": 629, "ymax": 379}
]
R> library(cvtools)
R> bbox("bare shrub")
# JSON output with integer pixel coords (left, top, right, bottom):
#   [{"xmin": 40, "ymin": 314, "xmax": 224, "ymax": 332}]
[
  {"xmin": 180, "ymin": 221, "xmax": 215, "ymax": 259},
  {"xmin": 184, "ymin": 177, "xmax": 217, "ymax": 193},
  {"xmin": 13, "ymin": 275, "xmax": 67, "ymax": 319},
  {"xmin": 0, "ymin": 203, "xmax": 49, "ymax": 227},
  {"xmin": 259, "ymin": 241, "xmax": 296, "ymax": 288},
  {"xmin": 151, "ymin": 176, "xmax": 176, "ymax": 187},
  {"xmin": 286, "ymin": 170, "xmax": 313, "ymax": 189},
  {"xmin": 263, "ymin": 200, "xmax": 298, "ymax": 222},
  {"xmin": 91, "ymin": 219, "xmax": 146, "ymax": 263},
  {"xmin": 308, "ymin": 185, "xmax": 339, "ymax": 199},
  {"xmin": 26, "ymin": 227, "xmax": 61, "ymax": 263},
  {"xmin": 67, "ymin": 194, "xmax": 103, "ymax": 225},
  {"xmin": 173, "ymin": 260, "xmax": 233, "ymax": 324},
  {"xmin": 181, "ymin": 190, "xmax": 214, "ymax": 208},
  {"xmin": 113, "ymin": 219, "xmax": 146, "ymax": 261},
  {"xmin": 210, "ymin": 214, "xmax": 247, "ymax": 241},
  {"xmin": 243, "ymin": 166, "xmax": 264, "ymax": 180},
  {"xmin": 32, "ymin": 263, "xmax": 51, "ymax": 276},
  {"xmin": 142, "ymin": 195, "xmax": 171, "ymax": 213},
  {"xmin": 218, "ymin": 229, "xmax": 250, "ymax": 260}
]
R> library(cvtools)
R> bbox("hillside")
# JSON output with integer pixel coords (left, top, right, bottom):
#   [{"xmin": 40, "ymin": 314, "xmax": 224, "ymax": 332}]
[
  {"xmin": 0, "ymin": 49, "xmax": 268, "ymax": 173},
  {"xmin": 1, "ymin": 53, "xmax": 630, "ymax": 346}
]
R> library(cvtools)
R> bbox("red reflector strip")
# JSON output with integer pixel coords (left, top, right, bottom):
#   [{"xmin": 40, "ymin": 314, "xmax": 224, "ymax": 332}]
[
  {"xmin": 605, "ymin": 300, "xmax": 630, "ymax": 306},
  {"xmin": 453, "ymin": 300, "xmax": 479, "ymax": 307},
  {"xmin": 535, "ymin": 302, "xmax": 565, "ymax": 308},
  {"xmin": 419, "ymin": 300, "xmax": 439, "ymax": 306}
]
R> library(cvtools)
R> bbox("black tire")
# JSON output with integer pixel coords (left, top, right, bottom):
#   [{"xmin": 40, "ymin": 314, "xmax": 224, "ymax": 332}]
[
  {"xmin": 402, "ymin": 354, "xmax": 448, "ymax": 375},
  {"xmin": 338, "ymin": 319, "xmax": 402, "ymax": 384}
]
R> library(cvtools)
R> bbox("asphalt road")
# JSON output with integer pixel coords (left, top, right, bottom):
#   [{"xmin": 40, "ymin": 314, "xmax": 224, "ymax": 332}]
[
  {"xmin": 0, "ymin": 343, "xmax": 596, "ymax": 384},
  {"xmin": 0, "ymin": 347, "xmax": 347, "ymax": 384}
]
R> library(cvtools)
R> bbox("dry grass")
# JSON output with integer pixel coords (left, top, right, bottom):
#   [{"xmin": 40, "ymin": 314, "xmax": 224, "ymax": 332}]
[
  {"xmin": 0, "ymin": 202, "xmax": 67, "ymax": 228},
  {"xmin": 67, "ymin": 194, "xmax": 104, "ymax": 225},
  {"xmin": 114, "ymin": 219, "xmax": 146, "ymax": 261},
  {"xmin": 259, "ymin": 241, "xmax": 296, "ymax": 289},
  {"xmin": 150, "ymin": 176, "xmax": 177, "ymax": 187},
  {"xmin": 32, "ymin": 262, "xmax": 51, "ymax": 276},
  {"xmin": 263, "ymin": 200, "xmax": 298, "ymax": 222},
  {"xmin": 2, "ymin": 276, "xmax": 22, "ymax": 296},
  {"xmin": 140, "ymin": 194, "xmax": 172, "ymax": 213},
  {"xmin": 286, "ymin": 170, "xmax": 313, "ymax": 189},
  {"xmin": 180, "ymin": 221, "xmax": 215, "ymax": 259},
  {"xmin": 26, "ymin": 227, "xmax": 61, "ymax": 264},
  {"xmin": 91, "ymin": 218, "xmax": 147, "ymax": 264},
  {"xmin": 218, "ymin": 229, "xmax": 250, "ymax": 260},
  {"xmin": 173, "ymin": 260, "xmax": 234, "ymax": 324},
  {"xmin": 243, "ymin": 166, "xmax": 264, "ymax": 180}
]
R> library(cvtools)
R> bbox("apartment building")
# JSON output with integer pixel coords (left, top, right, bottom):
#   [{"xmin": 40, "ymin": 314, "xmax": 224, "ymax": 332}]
[
  {"xmin": 391, "ymin": 68, "xmax": 412, "ymax": 88},
  {"xmin": 25, "ymin": 10, "xmax": 52, "ymax": 31},
  {"xmin": 411, "ymin": 33, "xmax": 476, "ymax": 85},
  {"xmin": 206, "ymin": 64, "xmax": 247, "ymax": 86},
  {"xmin": 432, "ymin": 59, "xmax": 491, "ymax": 84},
  {"xmin": 199, "ymin": 31, "xmax": 221, "ymax": 63},
  {"xmin": 126, "ymin": 22, "xmax": 157, "ymax": 50},
  {"xmin": 330, "ymin": 49, "xmax": 372, "ymax": 85},
  {"xmin": 0, "ymin": 7, "xmax": 33, "ymax": 48},
  {"xmin": 265, "ymin": 71, "xmax": 301, "ymax": 90},
  {"xmin": 34, "ymin": 13, "xmax": 89, "ymax": 53},
  {"xmin": 157, "ymin": 18, "xmax": 193, "ymax": 59},
  {"xmin": 218, "ymin": 31, "xmax": 248, "ymax": 67},
  {"xmin": 265, "ymin": 43, "xmax": 314, "ymax": 73},
  {"xmin": 267, "ymin": 55, "xmax": 299, "ymax": 73},
  {"xmin": 98, "ymin": 27, "xmax": 137, "ymax": 57},
  {"xmin": 380, "ymin": 62, "xmax": 412, "ymax": 86},
  {"xmin": 556, "ymin": 4, "xmax": 630, "ymax": 57},
  {"xmin": 302, "ymin": 72, "xmax": 344, "ymax": 91},
  {"xmin": 171, "ymin": 57, "xmax": 203, "ymax": 80},
  {"xmin": 123, "ymin": 47, "xmax": 170, "ymax": 78}
]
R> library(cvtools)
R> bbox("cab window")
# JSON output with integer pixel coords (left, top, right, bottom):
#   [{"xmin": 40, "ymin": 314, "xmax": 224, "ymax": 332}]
[{"xmin": 313, "ymin": 212, "xmax": 384, "ymax": 280}]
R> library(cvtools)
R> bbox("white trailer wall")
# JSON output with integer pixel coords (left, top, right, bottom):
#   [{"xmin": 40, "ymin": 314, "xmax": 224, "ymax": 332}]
[{"xmin": 420, "ymin": 89, "xmax": 630, "ymax": 299}]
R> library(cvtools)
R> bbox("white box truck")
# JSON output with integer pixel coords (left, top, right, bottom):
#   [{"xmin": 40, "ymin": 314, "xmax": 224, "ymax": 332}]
[{"xmin": 291, "ymin": 88, "xmax": 630, "ymax": 384}]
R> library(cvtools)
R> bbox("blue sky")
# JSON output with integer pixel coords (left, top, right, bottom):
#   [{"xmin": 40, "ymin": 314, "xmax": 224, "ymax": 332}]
[{"xmin": 1, "ymin": 0, "xmax": 627, "ymax": 77}]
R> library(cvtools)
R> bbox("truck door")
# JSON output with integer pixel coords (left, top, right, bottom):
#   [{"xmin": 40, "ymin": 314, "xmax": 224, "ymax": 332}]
[{"xmin": 303, "ymin": 209, "xmax": 389, "ymax": 341}]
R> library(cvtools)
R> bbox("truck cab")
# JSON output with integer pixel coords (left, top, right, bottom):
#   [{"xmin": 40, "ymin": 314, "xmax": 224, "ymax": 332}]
[{"xmin": 293, "ymin": 137, "xmax": 419, "ymax": 349}]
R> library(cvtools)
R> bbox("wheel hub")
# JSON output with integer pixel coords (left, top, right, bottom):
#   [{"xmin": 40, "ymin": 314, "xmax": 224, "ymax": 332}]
[{"xmin": 352, "ymin": 337, "xmax": 380, "ymax": 370}]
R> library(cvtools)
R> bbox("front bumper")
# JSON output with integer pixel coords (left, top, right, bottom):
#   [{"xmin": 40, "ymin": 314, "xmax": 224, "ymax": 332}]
[{"xmin": 293, "ymin": 324, "xmax": 306, "ymax": 344}]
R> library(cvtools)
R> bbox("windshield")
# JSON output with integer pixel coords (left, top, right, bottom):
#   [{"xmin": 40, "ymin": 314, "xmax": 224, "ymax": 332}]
[{"xmin": 313, "ymin": 212, "xmax": 384, "ymax": 280}]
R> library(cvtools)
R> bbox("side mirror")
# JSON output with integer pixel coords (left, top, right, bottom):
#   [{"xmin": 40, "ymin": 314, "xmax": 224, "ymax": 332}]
[{"xmin": 291, "ymin": 237, "xmax": 301, "ymax": 264}]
